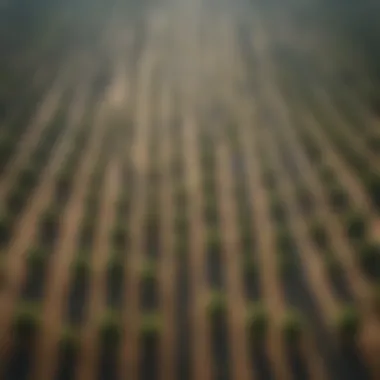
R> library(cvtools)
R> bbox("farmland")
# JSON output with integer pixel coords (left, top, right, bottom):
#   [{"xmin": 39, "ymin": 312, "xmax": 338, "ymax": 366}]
[{"xmin": 0, "ymin": 0, "xmax": 380, "ymax": 379}]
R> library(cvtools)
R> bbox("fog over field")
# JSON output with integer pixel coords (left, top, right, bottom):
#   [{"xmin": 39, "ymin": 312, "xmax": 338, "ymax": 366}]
[{"xmin": 0, "ymin": 1, "xmax": 380, "ymax": 380}]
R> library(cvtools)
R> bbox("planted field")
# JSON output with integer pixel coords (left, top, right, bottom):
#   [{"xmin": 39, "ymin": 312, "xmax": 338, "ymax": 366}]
[{"xmin": 0, "ymin": 0, "xmax": 380, "ymax": 379}]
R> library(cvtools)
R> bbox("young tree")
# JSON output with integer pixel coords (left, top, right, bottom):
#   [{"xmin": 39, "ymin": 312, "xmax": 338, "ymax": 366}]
[
  {"xmin": 246, "ymin": 303, "xmax": 268, "ymax": 343},
  {"xmin": 140, "ymin": 313, "xmax": 162, "ymax": 344},
  {"xmin": 345, "ymin": 212, "xmax": 367, "ymax": 241},
  {"xmin": 206, "ymin": 291, "xmax": 227, "ymax": 323},
  {"xmin": 309, "ymin": 220, "xmax": 329, "ymax": 249},
  {"xmin": 12, "ymin": 302, "xmax": 41, "ymax": 343},
  {"xmin": 334, "ymin": 306, "xmax": 360, "ymax": 344},
  {"xmin": 99, "ymin": 311, "xmax": 122, "ymax": 348},
  {"xmin": 59, "ymin": 326, "xmax": 80, "ymax": 356},
  {"xmin": 281, "ymin": 310, "xmax": 304, "ymax": 346}
]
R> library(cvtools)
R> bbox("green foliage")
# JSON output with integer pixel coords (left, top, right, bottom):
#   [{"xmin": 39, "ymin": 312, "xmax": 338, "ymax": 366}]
[
  {"xmin": 140, "ymin": 313, "xmax": 162, "ymax": 341},
  {"xmin": 270, "ymin": 196, "xmax": 286, "ymax": 222},
  {"xmin": 12, "ymin": 302, "xmax": 40, "ymax": 341},
  {"xmin": 71, "ymin": 256, "xmax": 90, "ymax": 283},
  {"xmin": 319, "ymin": 165, "xmax": 337, "ymax": 185},
  {"xmin": 0, "ymin": 212, "xmax": 12, "ymax": 244},
  {"xmin": 19, "ymin": 165, "xmax": 38, "ymax": 189},
  {"xmin": 26, "ymin": 247, "xmax": 47, "ymax": 275},
  {"xmin": 372, "ymin": 284, "xmax": 380, "ymax": 315},
  {"xmin": 324, "ymin": 252, "xmax": 342, "ymax": 277},
  {"xmin": 281, "ymin": 310, "xmax": 304, "ymax": 344},
  {"xmin": 107, "ymin": 256, "xmax": 124, "ymax": 282},
  {"xmin": 246, "ymin": 303, "xmax": 268, "ymax": 341},
  {"xmin": 206, "ymin": 291, "xmax": 227, "ymax": 321},
  {"xmin": 334, "ymin": 306, "xmax": 360, "ymax": 343},
  {"xmin": 243, "ymin": 255, "xmax": 256, "ymax": 277},
  {"xmin": 59, "ymin": 326, "xmax": 80, "ymax": 355},
  {"xmin": 140, "ymin": 260, "xmax": 157, "ymax": 284},
  {"xmin": 309, "ymin": 220, "xmax": 328, "ymax": 248},
  {"xmin": 111, "ymin": 224, "xmax": 128, "ymax": 249},
  {"xmin": 99, "ymin": 311, "xmax": 122, "ymax": 347},
  {"xmin": 345, "ymin": 212, "xmax": 367, "ymax": 240},
  {"xmin": 328, "ymin": 185, "xmax": 349, "ymax": 212},
  {"xmin": 363, "ymin": 172, "xmax": 380, "ymax": 210},
  {"xmin": 367, "ymin": 134, "xmax": 380, "ymax": 153},
  {"xmin": 207, "ymin": 229, "xmax": 222, "ymax": 255},
  {"xmin": 357, "ymin": 242, "xmax": 379, "ymax": 277},
  {"xmin": 276, "ymin": 228, "xmax": 293, "ymax": 253}
]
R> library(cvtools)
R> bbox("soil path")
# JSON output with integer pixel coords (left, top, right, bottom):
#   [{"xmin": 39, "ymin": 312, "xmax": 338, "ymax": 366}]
[
  {"xmin": 30, "ymin": 77, "xmax": 111, "ymax": 380},
  {"xmin": 121, "ymin": 23, "xmax": 157, "ymax": 379},
  {"xmin": 75, "ymin": 154, "xmax": 120, "ymax": 380},
  {"xmin": 0, "ymin": 76, "xmax": 91, "ymax": 371},
  {"xmin": 0, "ymin": 63, "xmax": 74, "ymax": 203},
  {"xmin": 215, "ymin": 142, "xmax": 251, "ymax": 380},
  {"xmin": 158, "ymin": 82, "xmax": 176, "ymax": 380}
]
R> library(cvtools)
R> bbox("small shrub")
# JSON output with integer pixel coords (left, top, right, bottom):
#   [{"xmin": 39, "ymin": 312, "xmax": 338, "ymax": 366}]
[
  {"xmin": 270, "ymin": 196, "xmax": 286, "ymax": 222},
  {"xmin": 206, "ymin": 291, "xmax": 226, "ymax": 322},
  {"xmin": 363, "ymin": 172, "xmax": 380, "ymax": 210},
  {"xmin": 333, "ymin": 306, "xmax": 360, "ymax": 344},
  {"xmin": 345, "ymin": 212, "xmax": 367, "ymax": 241},
  {"xmin": 276, "ymin": 228, "xmax": 293, "ymax": 253},
  {"xmin": 59, "ymin": 326, "xmax": 80, "ymax": 355},
  {"xmin": 140, "ymin": 313, "xmax": 162, "ymax": 342},
  {"xmin": 71, "ymin": 256, "xmax": 90, "ymax": 284},
  {"xmin": 111, "ymin": 224, "xmax": 128, "ymax": 249},
  {"xmin": 0, "ymin": 212, "xmax": 13, "ymax": 244},
  {"xmin": 371, "ymin": 284, "xmax": 380, "ymax": 315},
  {"xmin": 207, "ymin": 229, "xmax": 222, "ymax": 255},
  {"xmin": 309, "ymin": 220, "xmax": 328, "ymax": 248},
  {"xmin": 357, "ymin": 242, "xmax": 379, "ymax": 278},
  {"xmin": 12, "ymin": 302, "xmax": 40, "ymax": 342},
  {"xmin": 19, "ymin": 166, "xmax": 38, "ymax": 189},
  {"xmin": 107, "ymin": 256, "xmax": 124, "ymax": 283},
  {"xmin": 140, "ymin": 260, "xmax": 157, "ymax": 284},
  {"xmin": 99, "ymin": 311, "xmax": 122, "ymax": 347},
  {"xmin": 40, "ymin": 208, "xmax": 60, "ymax": 239},
  {"xmin": 7, "ymin": 186, "xmax": 28, "ymax": 214},
  {"xmin": 296, "ymin": 186, "xmax": 314, "ymax": 214},
  {"xmin": 243, "ymin": 255, "xmax": 256, "ymax": 277},
  {"xmin": 319, "ymin": 165, "xmax": 337, "ymax": 185},
  {"xmin": 367, "ymin": 135, "xmax": 380, "ymax": 153},
  {"xmin": 246, "ymin": 303, "xmax": 268, "ymax": 342},
  {"xmin": 26, "ymin": 247, "xmax": 47, "ymax": 276},
  {"xmin": 324, "ymin": 252, "xmax": 342, "ymax": 277},
  {"xmin": 281, "ymin": 310, "xmax": 304, "ymax": 345},
  {"xmin": 328, "ymin": 185, "xmax": 349, "ymax": 212}
]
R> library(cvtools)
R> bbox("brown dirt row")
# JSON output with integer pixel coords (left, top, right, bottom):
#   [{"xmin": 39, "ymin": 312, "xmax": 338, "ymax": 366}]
[
  {"xmin": 270, "ymin": 72, "xmax": 379, "ymax": 314},
  {"xmin": 158, "ymin": 82, "xmax": 176, "ymax": 380},
  {"xmin": 255, "ymin": 11, "xmax": 380, "ymax": 376},
  {"xmin": 210, "ymin": 14, "xmax": 251, "ymax": 380},
  {"xmin": 251, "ymin": 15, "xmax": 337, "ymax": 380},
  {"xmin": 234, "ymin": 100, "xmax": 291, "ymax": 380},
  {"xmin": 224, "ymin": 16, "xmax": 291, "ymax": 377},
  {"xmin": 242, "ymin": 12, "xmax": 328, "ymax": 378},
  {"xmin": 0, "ymin": 79, "xmax": 91, "ymax": 371},
  {"xmin": 314, "ymin": 87, "xmax": 379, "ymax": 166},
  {"xmin": 215, "ymin": 142, "xmax": 251, "ymax": 380},
  {"xmin": 121, "ymin": 36, "xmax": 157, "ymax": 379},
  {"xmin": 0, "ymin": 63, "xmax": 75, "ymax": 203},
  {"xmin": 180, "ymin": 1, "xmax": 214, "ymax": 376},
  {"xmin": 76, "ymin": 154, "xmax": 120, "ymax": 380},
  {"xmin": 300, "ymin": 110, "xmax": 373, "ymax": 216},
  {"xmin": 30, "ymin": 85, "xmax": 111, "ymax": 380},
  {"xmin": 182, "ymin": 107, "xmax": 212, "ymax": 380}
]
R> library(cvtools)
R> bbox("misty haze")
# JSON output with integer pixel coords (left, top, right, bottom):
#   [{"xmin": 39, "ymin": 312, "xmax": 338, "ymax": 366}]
[{"xmin": 0, "ymin": 0, "xmax": 380, "ymax": 379}]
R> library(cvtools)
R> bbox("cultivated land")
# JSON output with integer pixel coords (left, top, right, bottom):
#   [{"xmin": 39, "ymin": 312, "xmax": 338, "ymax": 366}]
[{"xmin": 0, "ymin": 0, "xmax": 380, "ymax": 379}]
